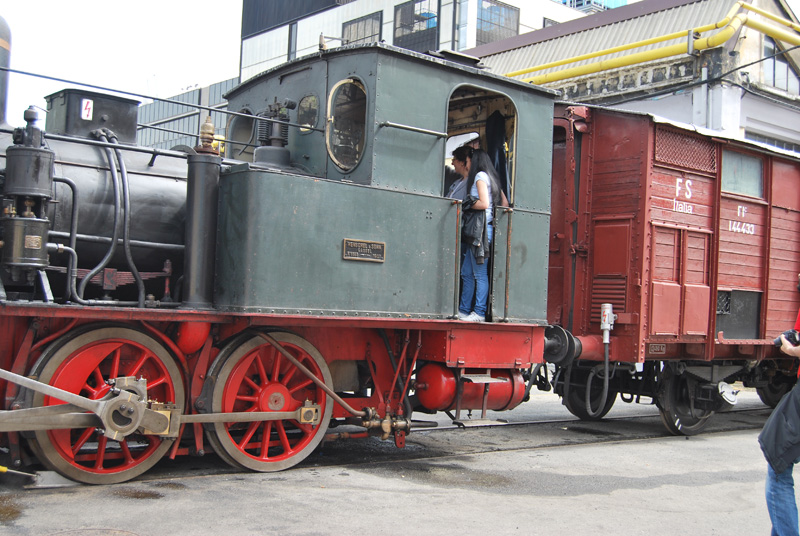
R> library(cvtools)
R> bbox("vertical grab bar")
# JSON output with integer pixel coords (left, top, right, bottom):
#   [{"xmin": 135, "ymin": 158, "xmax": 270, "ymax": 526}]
[
  {"xmin": 503, "ymin": 208, "xmax": 514, "ymax": 322},
  {"xmin": 453, "ymin": 200, "xmax": 463, "ymax": 318}
]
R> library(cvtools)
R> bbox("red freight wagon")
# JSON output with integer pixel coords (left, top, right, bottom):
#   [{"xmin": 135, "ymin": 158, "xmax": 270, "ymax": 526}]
[{"xmin": 547, "ymin": 105, "xmax": 800, "ymax": 435}]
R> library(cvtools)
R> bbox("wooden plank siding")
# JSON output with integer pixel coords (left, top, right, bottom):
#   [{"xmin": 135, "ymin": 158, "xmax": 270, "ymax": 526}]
[
  {"xmin": 766, "ymin": 158, "xmax": 800, "ymax": 337},
  {"xmin": 717, "ymin": 199, "xmax": 766, "ymax": 291}
]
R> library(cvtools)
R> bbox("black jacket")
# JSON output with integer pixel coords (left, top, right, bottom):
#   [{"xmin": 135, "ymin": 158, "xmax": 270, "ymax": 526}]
[
  {"xmin": 759, "ymin": 381, "xmax": 800, "ymax": 473},
  {"xmin": 462, "ymin": 195, "xmax": 487, "ymax": 264}
]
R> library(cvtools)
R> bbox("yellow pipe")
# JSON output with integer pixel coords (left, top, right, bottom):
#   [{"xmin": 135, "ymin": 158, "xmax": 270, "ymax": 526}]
[
  {"xmin": 524, "ymin": 42, "xmax": 689, "ymax": 84},
  {"xmin": 745, "ymin": 16, "xmax": 800, "ymax": 46},
  {"xmin": 519, "ymin": 3, "xmax": 800, "ymax": 86},
  {"xmin": 741, "ymin": 3, "xmax": 800, "ymax": 33},
  {"xmin": 525, "ymin": 15, "xmax": 745, "ymax": 85},
  {"xmin": 506, "ymin": 1, "xmax": 746, "ymax": 79},
  {"xmin": 509, "ymin": 1, "xmax": 800, "ymax": 87},
  {"xmin": 688, "ymin": 13, "xmax": 746, "ymax": 51},
  {"xmin": 504, "ymin": 25, "xmax": 718, "ymax": 78}
]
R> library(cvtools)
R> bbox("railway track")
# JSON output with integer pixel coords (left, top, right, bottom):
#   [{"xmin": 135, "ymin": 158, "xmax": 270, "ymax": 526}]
[{"xmin": 104, "ymin": 401, "xmax": 770, "ymax": 483}]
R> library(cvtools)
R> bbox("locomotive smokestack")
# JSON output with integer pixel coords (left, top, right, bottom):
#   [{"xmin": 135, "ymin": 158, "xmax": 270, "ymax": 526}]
[{"xmin": 0, "ymin": 16, "xmax": 10, "ymax": 127}]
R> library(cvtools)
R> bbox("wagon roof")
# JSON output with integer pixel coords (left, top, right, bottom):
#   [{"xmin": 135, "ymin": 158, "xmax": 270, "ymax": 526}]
[{"xmin": 569, "ymin": 102, "xmax": 800, "ymax": 160}]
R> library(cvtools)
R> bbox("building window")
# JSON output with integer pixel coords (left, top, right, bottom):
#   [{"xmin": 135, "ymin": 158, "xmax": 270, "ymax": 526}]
[
  {"xmin": 394, "ymin": 0, "xmax": 439, "ymax": 54},
  {"xmin": 453, "ymin": 0, "xmax": 469, "ymax": 51},
  {"xmin": 288, "ymin": 22, "xmax": 298, "ymax": 61},
  {"xmin": 721, "ymin": 150, "xmax": 763, "ymax": 199},
  {"xmin": 477, "ymin": 0, "xmax": 519, "ymax": 47},
  {"xmin": 763, "ymin": 37, "xmax": 800, "ymax": 94},
  {"xmin": 343, "ymin": 12, "xmax": 382, "ymax": 45},
  {"xmin": 744, "ymin": 131, "xmax": 800, "ymax": 155},
  {"xmin": 543, "ymin": 17, "xmax": 558, "ymax": 28}
]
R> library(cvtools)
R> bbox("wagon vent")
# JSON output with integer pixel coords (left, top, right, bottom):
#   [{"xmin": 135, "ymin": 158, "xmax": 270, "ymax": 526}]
[
  {"xmin": 655, "ymin": 127, "xmax": 716, "ymax": 174},
  {"xmin": 591, "ymin": 277, "xmax": 626, "ymax": 324}
]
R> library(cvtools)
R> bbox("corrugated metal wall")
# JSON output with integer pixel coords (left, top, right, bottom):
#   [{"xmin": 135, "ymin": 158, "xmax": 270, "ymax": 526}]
[{"xmin": 481, "ymin": 0, "xmax": 734, "ymax": 80}]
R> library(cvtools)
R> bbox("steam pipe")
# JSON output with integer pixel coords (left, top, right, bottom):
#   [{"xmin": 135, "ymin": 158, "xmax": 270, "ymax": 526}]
[
  {"xmin": 108, "ymin": 135, "xmax": 145, "ymax": 307},
  {"xmin": 52, "ymin": 177, "xmax": 78, "ymax": 288},
  {"xmin": 77, "ymin": 135, "xmax": 121, "ymax": 299}
]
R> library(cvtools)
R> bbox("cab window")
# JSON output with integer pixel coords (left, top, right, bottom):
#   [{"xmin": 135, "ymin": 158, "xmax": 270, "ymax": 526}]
[{"xmin": 327, "ymin": 78, "xmax": 367, "ymax": 171}]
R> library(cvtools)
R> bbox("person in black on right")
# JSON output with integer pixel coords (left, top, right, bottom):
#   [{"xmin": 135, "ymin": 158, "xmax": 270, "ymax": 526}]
[{"xmin": 760, "ymin": 313, "xmax": 800, "ymax": 536}]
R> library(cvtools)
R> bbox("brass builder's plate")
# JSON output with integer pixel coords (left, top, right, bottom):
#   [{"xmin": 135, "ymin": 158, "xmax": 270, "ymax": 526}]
[{"xmin": 343, "ymin": 239, "xmax": 385, "ymax": 263}]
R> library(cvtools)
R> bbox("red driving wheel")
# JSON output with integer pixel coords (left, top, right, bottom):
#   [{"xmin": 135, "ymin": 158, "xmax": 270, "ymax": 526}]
[
  {"xmin": 204, "ymin": 331, "xmax": 332, "ymax": 471},
  {"xmin": 28, "ymin": 325, "xmax": 184, "ymax": 484}
]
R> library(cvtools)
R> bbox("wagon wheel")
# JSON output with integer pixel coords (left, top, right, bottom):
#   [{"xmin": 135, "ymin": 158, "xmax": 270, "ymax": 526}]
[
  {"xmin": 756, "ymin": 368, "xmax": 796, "ymax": 408},
  {"xmin": 204, "ymin": 331, "xmax": 332, "ymax": 472},
  {"xmin": 562, "ymin": 367, "xmax": 617, "ymax": 421},
  {"xmin": 757, "ymin": 380, "xmax": 793, "ymax": 408},
  {"xmin": 27, "ymin": 325, "xmax": 185, "ymax": 484},
  {"xmin": 657, "ymin": 366, "xmax": 711, "ymax": 436}
]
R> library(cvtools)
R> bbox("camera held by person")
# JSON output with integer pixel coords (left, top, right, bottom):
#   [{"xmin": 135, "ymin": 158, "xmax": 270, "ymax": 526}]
[{"xmin": 774, "ymin": 330, "xmax": 800, "ymax": 347}]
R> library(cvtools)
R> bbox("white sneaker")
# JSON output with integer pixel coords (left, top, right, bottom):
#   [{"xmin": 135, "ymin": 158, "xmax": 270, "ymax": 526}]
[
  {"xmin": 457, "ymin": 311, "xmax": 470, "ymax": 320},
  {"xmin": 464, "ymin": 312, "xmax": 485, "ymax": 322}
]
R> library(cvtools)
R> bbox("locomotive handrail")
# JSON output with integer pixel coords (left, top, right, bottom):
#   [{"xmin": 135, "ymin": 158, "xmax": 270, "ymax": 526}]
[
  {"xmin": 378, "ymin": 121, "xmax": 447, "ymax": 138},
  {"xmin": 0, "ymin": 65, "xmax": 302, "ymax": 129},
  {"xmin": 453, "ymin": 200, "xmax": 463, "ymax": 317},
  {"xmin": 502, "ymin": 208, "xmax": 513, "ymax": 322},
  {"xmin": 47, "ymin": 231, "xmax": 184, "ymax": 253},
  {"xmin": 0, "ymin": 127, "xmax": 190, "ymax": 160}
]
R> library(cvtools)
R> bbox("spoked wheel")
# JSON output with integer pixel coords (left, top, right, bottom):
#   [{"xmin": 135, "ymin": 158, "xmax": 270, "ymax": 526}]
[
  {"xmin": 204, "ymin": 331, "xmax": 332, "ymax": 472},
  {"xmin": 562, "ymin": 367, "xmax": 617, "ymax": 421},
  {"xmin": 28, "ymin": 325, "xmax": 185, "ymax": 484},
  {"xmin": 657, "ymin": 367, "xmax": 711, "ymax": 436}
]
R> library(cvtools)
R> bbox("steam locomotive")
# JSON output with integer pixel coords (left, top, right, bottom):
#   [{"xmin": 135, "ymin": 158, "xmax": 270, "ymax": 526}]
[{"xmin": 0, "ymin": 15, "xmax": 796, "ymax": 484}]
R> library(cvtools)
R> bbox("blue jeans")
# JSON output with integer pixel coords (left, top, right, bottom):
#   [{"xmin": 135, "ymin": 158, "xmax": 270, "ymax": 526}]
[
  {"xmin": 459, "ymin": 226, "xmax": 492, "ymax": 316},
  {"xmin": 767, "ymin": 461, "xmax": 800, "ymax": 536}
]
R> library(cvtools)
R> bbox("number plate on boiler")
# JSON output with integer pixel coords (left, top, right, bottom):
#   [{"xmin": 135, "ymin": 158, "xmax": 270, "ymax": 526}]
[{"xmin": 343, "ymin": 239, "xmax": 385, "ymax": 262}]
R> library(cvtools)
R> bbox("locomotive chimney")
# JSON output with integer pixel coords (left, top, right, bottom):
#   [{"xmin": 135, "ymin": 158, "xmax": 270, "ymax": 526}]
[{"xmin": 0, "ymin": 16, "xmax": 11, "ymax": 127}]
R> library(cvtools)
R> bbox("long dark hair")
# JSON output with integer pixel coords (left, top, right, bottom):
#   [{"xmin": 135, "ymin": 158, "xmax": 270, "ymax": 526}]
[{"xmin": 466, "ymin": 149, "xmax": 502, "ymax": 206}]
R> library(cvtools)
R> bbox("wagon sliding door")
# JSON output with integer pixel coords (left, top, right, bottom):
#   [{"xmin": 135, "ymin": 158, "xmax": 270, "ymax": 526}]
[{"xmin": 715, "ymin": 150, "xmax": 767, "ymax": 340}]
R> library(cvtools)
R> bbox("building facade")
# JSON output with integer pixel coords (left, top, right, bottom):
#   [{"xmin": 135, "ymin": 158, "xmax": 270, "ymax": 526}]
[
  {"xmin": 239, "ymin": 0, "xmax": 589, "ymax": 82},
  {"xmin": 137, "ymin": 77, "xmax": 239, "ymax": 150},
  {"xmin": 472, "ymin": 0, "xmax": 800, "ymax": 153}
]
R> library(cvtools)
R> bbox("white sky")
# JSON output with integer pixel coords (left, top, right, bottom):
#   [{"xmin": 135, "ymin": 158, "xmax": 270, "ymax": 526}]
[
  {"xmin": 1, "ymin": 0, "xmax": 800, "ymax": 127},
  {"xmin": 2, "ymin": 0, "xmax": 243, "ymax": 125}
]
